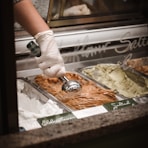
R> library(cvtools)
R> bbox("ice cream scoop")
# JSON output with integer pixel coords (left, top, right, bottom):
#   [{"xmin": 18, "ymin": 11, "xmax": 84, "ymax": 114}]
[
  {"xmin": 27, "ymin": 41, "xmax": 81, "ymax": 92},
  {"xmin": 59, "ymin": 76, "xmax": 81, "ymax": 91}
]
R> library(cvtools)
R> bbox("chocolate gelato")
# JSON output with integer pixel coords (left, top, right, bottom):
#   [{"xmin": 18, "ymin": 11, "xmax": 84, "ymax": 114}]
[{"xmin": 34, "ymin": 73, "xmax": 118, "ymax": 110}]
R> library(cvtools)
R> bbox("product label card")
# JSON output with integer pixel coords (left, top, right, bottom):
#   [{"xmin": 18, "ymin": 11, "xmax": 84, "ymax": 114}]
[
  {"xmin": 37, "ymin": 112, "xmax": 76, "ymax": 127},
  {"xmin": 103, "ymin": 99, "xmax": 137, "ymax": 111}
]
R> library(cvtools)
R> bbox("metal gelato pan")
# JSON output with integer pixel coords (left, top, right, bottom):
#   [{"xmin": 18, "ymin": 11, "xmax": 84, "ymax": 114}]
[
  {"xmin": 17, "ymin": 78, "xmax": 67, "ymax": 120},
  {"xmin": 26, "ymin": 72, "xmax": 123, "ymax": 111},
  {"xmin": 126, "ymin": 56, "xmax": 148, "ymax": 77},
  {"xmin": 17, "ymin": 78, "xmax": 71, "ymax": 130},
  {"xmin": 78, "ymin": 63, "xmax": 148, "ymax": 99}
]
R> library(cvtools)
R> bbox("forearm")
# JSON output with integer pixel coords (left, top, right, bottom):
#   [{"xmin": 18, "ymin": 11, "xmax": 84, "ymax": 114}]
[{"xmin": 13, "ymin": 0, "xmax": 50, "ymax": 36}]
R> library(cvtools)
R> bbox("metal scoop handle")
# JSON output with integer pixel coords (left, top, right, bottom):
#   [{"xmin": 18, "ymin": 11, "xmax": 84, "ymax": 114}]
[{"xmin": 59, "ymin": 76, "xmax": 69, "ymax": 82}]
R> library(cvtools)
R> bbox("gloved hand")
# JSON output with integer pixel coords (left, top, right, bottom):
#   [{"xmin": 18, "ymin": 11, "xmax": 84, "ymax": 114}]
[{"xmin": 34, "ymin": 30, "xmax": 66, "ymax": 77}]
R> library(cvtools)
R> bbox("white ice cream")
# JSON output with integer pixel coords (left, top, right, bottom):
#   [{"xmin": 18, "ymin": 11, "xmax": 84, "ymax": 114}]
[
  {"xmin": 17, "ymin": 79, "xmax": 63, "ymax": 130},
  {"xmin": 82, "ymin": 64, "xmax": 148, "ymax": 98}
]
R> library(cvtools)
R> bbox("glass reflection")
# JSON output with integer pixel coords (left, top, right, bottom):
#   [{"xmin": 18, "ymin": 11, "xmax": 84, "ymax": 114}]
[{"xmin": 50, "ymin": 0, "xmax": 140, "ymax": 20}]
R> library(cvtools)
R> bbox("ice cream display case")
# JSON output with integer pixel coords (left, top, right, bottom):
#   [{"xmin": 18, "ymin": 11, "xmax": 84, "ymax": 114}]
[
  {"xmin": 0, "ymin": 0, "xmax": 148, "ymax": 147},
  {"xmin": 15, "ymin": 27, "xmax": 148, "ymax": 132},
  {"xmin": 15, "ymin": 0, "xmax": 148, "ymax": 131}
]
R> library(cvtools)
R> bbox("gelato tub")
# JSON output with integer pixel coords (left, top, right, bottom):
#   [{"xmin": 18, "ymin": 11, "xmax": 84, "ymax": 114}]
[
  {"xmin": 80, "ymin": 64, "xmax": 148, "ymax": 98},
  {"xmin": 31, "ymin": 72, "xmax": 120, "ymax": 110},
  {"xmin": 17, "ymin": 78, "xmax": 65, "ymax": 130},
  {"xmin": 127, "ymin": 57, "xmax": 148, "ymax": 76}
]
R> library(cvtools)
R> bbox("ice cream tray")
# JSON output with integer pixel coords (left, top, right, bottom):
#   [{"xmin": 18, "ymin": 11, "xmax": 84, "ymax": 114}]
[
  {"xmin": 24, "ymin": 75, "xmax": 75, "ymax": 112},
  {"xmin": 76, "ymin": 63, "xmax": 148, "ymax": 100},
  {"xmin": 17, "ymin": 77, "xmax": 75, "ymax": 130},
  {"xmin": 126, "ymin": 56, "xmax": 148, "ymax": 77},
  {"xmin": 24, "ymin": 71, "xmax": 126, "ymax": 112}
]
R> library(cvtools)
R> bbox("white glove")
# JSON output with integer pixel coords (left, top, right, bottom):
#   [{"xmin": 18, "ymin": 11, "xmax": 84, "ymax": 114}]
[{"xmin": 34, "ymin": 30, "xmax": 66, "ymax": 77}]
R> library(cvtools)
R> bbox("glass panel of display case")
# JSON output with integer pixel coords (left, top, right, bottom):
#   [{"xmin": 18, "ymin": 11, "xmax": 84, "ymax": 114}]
[{"xmin": 47, "ymin": 0, "xmax": 147, "ymax": 28}]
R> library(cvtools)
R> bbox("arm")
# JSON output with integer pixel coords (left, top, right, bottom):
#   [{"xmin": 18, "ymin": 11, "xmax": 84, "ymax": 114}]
[
  {"xmin": 13, "ymin": 0, "xmax": 49, "ymax": 36},
  {"xmin": 13, "ymin": 0, "xmax": 66, "ymax": 78}
]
